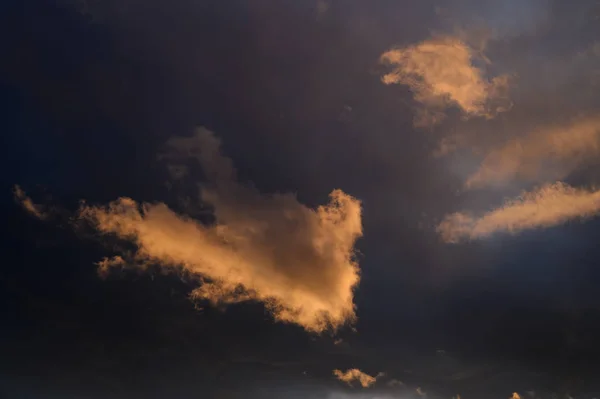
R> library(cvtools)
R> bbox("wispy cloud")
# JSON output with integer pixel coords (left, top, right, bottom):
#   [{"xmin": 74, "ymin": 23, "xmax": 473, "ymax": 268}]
[
  {"xmin": 380, "ymin": 36, "xmax": 511, "ymax": 127},
  {"xmin": 333, "ymin": 369, "xmax": 381, "ymax": 388},
  {"xmin": 438, "ymin": 182, "xmax": 600, "ymax": 242},
  {"xmin": 95, "ymin": 256, "xmax": 126, "ymax": 279},
  {"xmin": 316, "ymin": 0, "xmax": 329, "ymax": 20},
  {"xmin": 79, "ymin": 128, "xmax": 363, "ymax": 333},
  {"xmin": 387, "ymin": 378, "xmax": 404, "ymax": 387},
  {"xmin": 13, "ymin": 185, "xmax": 47, "ymax": 220},
  {"xmin": 435, "ymin": 0, "xmax": 551, "ymax": 42},
  {"xmin": 466, "ymin": 115, "xmax": 600, "ymax": 189}
]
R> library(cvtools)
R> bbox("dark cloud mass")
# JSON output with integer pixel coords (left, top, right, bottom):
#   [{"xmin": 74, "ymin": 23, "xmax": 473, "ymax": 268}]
[{"xmin": 3, "ymin": 0, "xmax": 600, "ymax": 398}]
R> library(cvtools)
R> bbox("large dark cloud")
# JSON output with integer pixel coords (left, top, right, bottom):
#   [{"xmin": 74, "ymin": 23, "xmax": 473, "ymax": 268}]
[{"xmin": 4, "ymin": 0, "xmax": 600, "ymax": 398}]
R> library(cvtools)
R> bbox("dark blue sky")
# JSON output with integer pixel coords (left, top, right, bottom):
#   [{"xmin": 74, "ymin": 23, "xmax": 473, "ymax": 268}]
[{"xmin": 2, "ymin": 1, "xmax": 600, "ymax": 398}]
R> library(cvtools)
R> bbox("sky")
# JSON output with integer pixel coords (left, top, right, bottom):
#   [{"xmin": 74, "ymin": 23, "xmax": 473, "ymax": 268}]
[{"xmin": 2, "ymin": 0, "xmax": 600, "ymax": 398}]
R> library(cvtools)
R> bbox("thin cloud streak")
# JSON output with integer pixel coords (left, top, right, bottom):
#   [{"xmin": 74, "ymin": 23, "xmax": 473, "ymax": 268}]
[
  {"xmin": 438, "ymin": 182, "xmax": 600, "ymax": 243},
  {"xmin": 79, "ymin": 128, "xmax": 363, "ymax": 333},
  {"xmin": 466, "ymin": 115, "xmax": 600, "ymax": 189},
  {"xmin": 13, "ymin": 185, "xmax": 47, "ymax": 220},
  {"xmin": 380, "ymin": 36, "xmax": 511, "ymax": 127}
]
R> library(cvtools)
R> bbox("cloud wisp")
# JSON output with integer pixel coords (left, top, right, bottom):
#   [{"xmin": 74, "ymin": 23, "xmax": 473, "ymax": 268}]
[
  {"xmin": 95, "ymin": 256, "xmax": 126, "ymax": 280},
  {"xmin": 79, "ymin": 128, "xmax": 363, "ymax": 333},
  {"xmin": 380, "ymin": 36, "xmax": 511, "ymax": 127},
  {"xmin": 333, "ymin": 369, "xmax": 381, "ymax": 388},
  {"xmin": 437, "ymin": 182, "xmax": 600, "ymax": 243},
  {"xmin": 13, "ymin": 185, "xmax": 47, "ymax": 220},
  {"xmin": 466, "ymin": 115, "xmax": 600, "ymax": 189}
]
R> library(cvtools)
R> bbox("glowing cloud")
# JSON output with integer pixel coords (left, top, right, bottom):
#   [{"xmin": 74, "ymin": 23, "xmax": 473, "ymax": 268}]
[
  {"xmin": 466, "ymin": 115, "xmax": 600, "ymax": 189},
  {"xmin": 80, "ymin": 128, "xmax": 363, "ymax": 333},
  {"xmin": 438, "ymin": 182, "xmax": 600, "ymax": 243},
  {"xmin": 333, "ymin": 369, "xmax": 381, "ymax": 388},
  {"xmin": 13, "ymin": 185, "xmax": 47, "ymax": 220},
  {"xmin": 380, "ymin": 36, "xmax": 511, "ymax": 127}
]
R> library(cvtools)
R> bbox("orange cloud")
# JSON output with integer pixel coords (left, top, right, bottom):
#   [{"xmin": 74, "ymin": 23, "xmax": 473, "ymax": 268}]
[
  {"xmin": 13, "ymin": 185, "xmax": 47, "ymax": 220},
  {"xmin": 380, "ymin": 36, "xmax": 511, "ymax": 127},
  {"xmin": 466, "ymin": 115, "xmax": 600, "ymax": 189},
  {"xmin": 95, "ymin": 256, "xmax": 126, "ymax": 279},
  {"xmin": 79, "ymin": 128, "xmax": 363, "ymax": 333},
  {"xmin": 438, "ymin": 182, "xmax": 600, "ymax": 243},
  {"xmin": 333, "ymin": 369, "xmax": 381, "ymax": 388}
]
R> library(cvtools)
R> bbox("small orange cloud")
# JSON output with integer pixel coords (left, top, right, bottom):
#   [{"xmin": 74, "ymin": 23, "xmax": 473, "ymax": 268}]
[
  {"xmin": 380, "ymin": 36, "xmax": 511, "ymax": 127},
  {"xmin": 438, "ymin": 182, "xmax": 600, "ymax": 242},
  {"xmin": 80, "ymin": 128, "xmax": 363, "ymax": 333},
  {"xmin": 13, "ymin": 185, "xmax": 47, "ymax": 220},
  {"xmin": 466, "ymin": 115, "xmax": 600, "ymax": 189},
  {"xmin": 333, "ymin": 369, "xmax": 381, "ymax": 388},
  {"xmin": 95, "ymin": 256, "xmax": 126, "ymax": 279}
]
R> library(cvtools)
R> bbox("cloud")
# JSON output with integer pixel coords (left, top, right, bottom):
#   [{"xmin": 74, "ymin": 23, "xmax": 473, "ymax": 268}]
[
  {"xmin": 95, "ymin": 256, "xmax": 126, "ymax": 279},
  {"xmin": 79, "ymin": 127, "xmax": 363, "ymax": 333},
  {"xmin": 387, "ymin": 379, "xmax": 404, "ymax": 388},
  {"xmin": 316, "ymin": 0, "xmax": 329, "ymax": 20},
  {"xmin": 333, "ymin": 369, "xmax": 381, "ymax": 388},
  {"xmin": 380, "ymin": 36, "xmax": 511, "ymax": 127},
  {"xmin": 435, "ymin": 0, "xmax": 551, "ymax": 42},
  {"xmin": 13, "ymin": 185, "xmax": 47, "ymax": 220},
  {"xmin": 466, "ymin": 115, "xmax": 600, "ymax": 189},
  {"xmin": 517, "ymin": 41, "xmax": 600, "ymax": 99},
  {"xmin": 437, "ymin": 182, "xmax": 600, "ymax": 243}
]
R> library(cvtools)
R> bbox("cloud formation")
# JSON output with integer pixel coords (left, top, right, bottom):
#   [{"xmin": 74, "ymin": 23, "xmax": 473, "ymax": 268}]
[
  {"xmin": 437, "ymin": 182, "xmax": 600, "ymax": 242},
  {"xmin": 96, "ymin": 256, "xmax": 126, "ymax": 279},
  {"xmin": 387, "ymin": 379, "xmax": 404, "ymax": 387},
  {"xmin": 466, "ymin": 115, "xmax": 600, "ymax": 189},
  {"xmin": 333, "ymin": 369, "xmax": 380, "ymax": 388},
  {"xmin": 380, "ymin": 36, "xmax": 511, "ymax": 127},
  {"xmin": 79, "ymin": 128, "xmax": 363, "ymax": 333},
  {"xmin": 13, "ymin": 185, "xmax": 47, "ymax": 220}
]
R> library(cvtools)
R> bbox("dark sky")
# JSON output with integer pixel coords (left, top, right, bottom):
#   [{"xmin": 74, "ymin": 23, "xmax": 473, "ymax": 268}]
[{"xmin": 2, "ymin": 0, "xmax": 600, "ymax": 398}]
